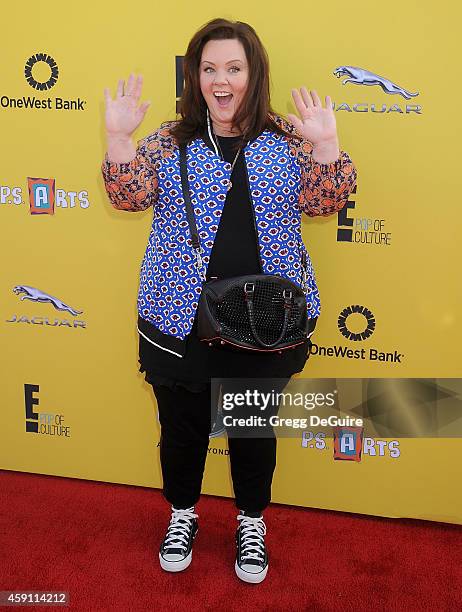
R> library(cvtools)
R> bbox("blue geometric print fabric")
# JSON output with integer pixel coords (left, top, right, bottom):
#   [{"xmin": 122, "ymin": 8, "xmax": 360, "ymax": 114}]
[
  {"xmin": 102, "ymin": 118, "xmax": 357, "ymax": 342},
  {"xmin": 138, "ymin": 132, "xmax": 316, "ymax": 340}
]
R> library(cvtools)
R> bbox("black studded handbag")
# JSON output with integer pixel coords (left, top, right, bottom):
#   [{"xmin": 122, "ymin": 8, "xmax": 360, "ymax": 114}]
[{"xmin": 179, "ymin": 143, "xmax": 312, "ymax": 354}]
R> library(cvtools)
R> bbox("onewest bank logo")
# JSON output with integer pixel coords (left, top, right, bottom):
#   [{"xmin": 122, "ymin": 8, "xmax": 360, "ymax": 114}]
[
  {"xmin": 0, "ymin": 95, "xmax": 85, "ymax": 111},
  {"xmin": 310, "ymin": 305, "xmax": 404, "ymax": 364},
  {"xmin": 0, "ymin": 52, "xmax": 86, "ymax": 112}
]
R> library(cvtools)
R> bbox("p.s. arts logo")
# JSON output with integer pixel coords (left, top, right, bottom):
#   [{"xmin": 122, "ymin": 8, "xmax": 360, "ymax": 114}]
[
  {"xmin": 310, "ymin": 305, "xmax": 405, "ymax": 364},
  {"xmin": 0, "ymin": 52, "xmax": 87, "ymax": 112},
  {"xmin": 332, "ymin": 65, "xmax": 421, "ymax": 115},
  {"xmin": 337, "ymin": 184, "xmax": 392, "ymax": 247},
  {"xmin": 6, "ymin": 285, "xmax": 86, "ymax": 329},
  {"xmin": 299, "ymin": 379, "xmax": 462, "ymax": 456},
  {"xmin": 332, "ymin": 427, "xmax": 400, "ymax": 461},
  {"xmin": 24, "ymin": 384, "xmax": 71, "ymax": 437},
  {"xmin": 0, "ymin": 178, "xmax": 90, "ymax": 212},
  {"xmin": 301, "ymin": 427, "xmax": 400, "ymax": 461}
]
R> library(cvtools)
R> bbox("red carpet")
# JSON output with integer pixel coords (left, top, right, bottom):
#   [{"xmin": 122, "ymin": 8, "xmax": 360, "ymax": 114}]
[{"xmin": 0, "ymin": 469, "xmax": 461, "ymax": 611}]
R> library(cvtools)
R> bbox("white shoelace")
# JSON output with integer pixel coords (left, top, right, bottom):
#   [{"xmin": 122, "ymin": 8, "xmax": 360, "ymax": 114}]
[
  {"xmin": 163, "ymin": 506, "xmax": 198, "ymax": 552},
  {"xmin": 237, "ymin": 514, "xmax": 267, "ymax": 561}
]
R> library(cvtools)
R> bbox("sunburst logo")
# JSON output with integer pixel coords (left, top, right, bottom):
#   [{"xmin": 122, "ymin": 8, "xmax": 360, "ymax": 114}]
[
  {"xmin": 24, "ymin": 53, "xmax": 59, "ymax": 91},
  {"xmin": 338, "ymin": 305, "xmax": 375, "ymax": 341}
]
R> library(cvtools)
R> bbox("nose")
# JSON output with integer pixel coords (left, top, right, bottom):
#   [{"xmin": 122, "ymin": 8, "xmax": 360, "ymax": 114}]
[{"xmin": 213, "ymin": 69, "xmax": 229, "ymax": 85}]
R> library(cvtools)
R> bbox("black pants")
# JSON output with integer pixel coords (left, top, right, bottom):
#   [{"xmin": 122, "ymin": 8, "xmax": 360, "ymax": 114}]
[{"xmin": 150, "ymin": 378, "xmax": 290, "ymax": 514}]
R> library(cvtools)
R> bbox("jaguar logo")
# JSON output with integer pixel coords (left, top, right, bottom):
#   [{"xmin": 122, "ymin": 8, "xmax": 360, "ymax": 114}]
[
  {"xmin": 333, "ymin": 66, "xmax": 419, "ymax": 100},
  {"xmin": 12, "ymin": 285, "xmax": 83, "ymax": 316}
]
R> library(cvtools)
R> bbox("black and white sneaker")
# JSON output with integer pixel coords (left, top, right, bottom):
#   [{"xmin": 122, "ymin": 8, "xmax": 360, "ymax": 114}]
[
  {"xmin": 159, "ymin": 506, "xmax": 198, "ymax": 572},
  {"xmin": 235, "ymin": 512, "xmax": 268, "ymax": 583}
]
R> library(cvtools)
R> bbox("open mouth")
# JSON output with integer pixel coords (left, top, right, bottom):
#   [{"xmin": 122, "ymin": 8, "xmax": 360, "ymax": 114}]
[{"xmin": 214, "ymin": 92, "xmax": 233, "ymax": 107}]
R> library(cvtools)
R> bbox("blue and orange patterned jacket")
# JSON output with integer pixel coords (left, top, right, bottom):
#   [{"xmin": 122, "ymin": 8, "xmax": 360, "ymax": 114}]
[{"xmin": 102, "ymin": 115, "xmax": 357, "ymax": 357}]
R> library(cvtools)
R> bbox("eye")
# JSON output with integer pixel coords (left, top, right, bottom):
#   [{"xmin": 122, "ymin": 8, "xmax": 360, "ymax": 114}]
[{"xmin": 203, "ymin": 66, "xmax": 241, "ymax": 74}]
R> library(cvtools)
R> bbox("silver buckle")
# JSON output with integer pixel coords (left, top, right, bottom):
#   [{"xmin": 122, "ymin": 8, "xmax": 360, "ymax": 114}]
[{"xmin": 193, "ymin": 247, "xmax": 206, "ymax": 281}]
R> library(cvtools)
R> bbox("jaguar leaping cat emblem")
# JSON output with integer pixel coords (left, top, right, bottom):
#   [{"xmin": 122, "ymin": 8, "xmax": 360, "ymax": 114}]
[
  {"xmin": 13, "ymin": 285, "xmax": 83, "ymax": 316},
  {"xmin": 333, "ymin": 66, "xmax": 419, "ymax": 99}
]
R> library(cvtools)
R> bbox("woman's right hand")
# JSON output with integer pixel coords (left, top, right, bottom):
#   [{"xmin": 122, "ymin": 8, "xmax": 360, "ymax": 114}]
[{"xmin": 104, "ymin": 73, "xmax": 151, "ymax": 139}]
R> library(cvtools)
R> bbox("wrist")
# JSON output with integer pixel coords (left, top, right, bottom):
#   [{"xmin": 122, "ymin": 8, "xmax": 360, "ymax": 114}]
[
  {"xmin": 106, "ymin": 133, "xmax": 133, "ymax": 146},
  {"xmin": 312, "ymin": 138, "xmax": 340, "ymax": 164},
  {"xmin": 106, "ymin": 134, "xmax": 136, "ymax": 164}
]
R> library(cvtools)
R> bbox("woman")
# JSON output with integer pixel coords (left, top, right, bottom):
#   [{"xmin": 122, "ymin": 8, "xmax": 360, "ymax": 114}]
[{"xmin": 102, "ymin": 18, "xmax": 356, "ymax": 584}]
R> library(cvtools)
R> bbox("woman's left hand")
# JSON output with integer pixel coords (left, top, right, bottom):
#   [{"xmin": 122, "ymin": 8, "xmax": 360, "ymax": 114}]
[{"xmin": 288, "ymin": 87, "xmax": 340, "ymax": 163}]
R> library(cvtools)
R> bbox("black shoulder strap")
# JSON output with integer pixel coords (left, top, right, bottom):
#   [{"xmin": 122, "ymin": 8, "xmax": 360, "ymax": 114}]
[{"xmin": 179, "ymin": 143, "xmax": 200, "ymax": 250}]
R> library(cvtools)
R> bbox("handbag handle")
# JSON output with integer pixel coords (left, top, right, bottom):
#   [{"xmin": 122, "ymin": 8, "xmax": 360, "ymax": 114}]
[
  {"xmin": 244, "ymin": 282, "xmax": 293, "ymax": 348},
  {"xmin": 179, "ymin": 143, "xmax": 206, "ymax": 281}
]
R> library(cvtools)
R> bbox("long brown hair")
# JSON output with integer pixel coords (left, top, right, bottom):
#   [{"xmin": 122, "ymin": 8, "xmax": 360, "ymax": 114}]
[{"xmin": 170, "ymin": 18, "xmax": 298, "ymax": 145}]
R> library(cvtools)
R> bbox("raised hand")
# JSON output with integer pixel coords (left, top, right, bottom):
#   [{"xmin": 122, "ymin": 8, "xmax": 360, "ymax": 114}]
[
  {"xmin": 104, "ymin": 73, "xmax": 151, "ymax": 139},
  {"xmin": 287, "ymin": 87, "xmax": 338, "ymax": 146},
  {"xmin": 287, "ymin": 87, "xmax": 340, "ymax": 163}
]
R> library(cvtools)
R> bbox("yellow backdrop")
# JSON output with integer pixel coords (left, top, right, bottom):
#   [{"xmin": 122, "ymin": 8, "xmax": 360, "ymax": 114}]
[{"xmin": 1, "ymin": 0, "xmax": 460, "ymax": 524}]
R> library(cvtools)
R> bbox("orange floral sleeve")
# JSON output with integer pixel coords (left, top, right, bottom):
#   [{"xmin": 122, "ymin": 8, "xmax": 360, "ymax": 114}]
[
  {"xmin": 101, "ymin": 123, "xmax": 176, "ymax": 212},
  {"xmin": 293, "ymin": 139, "xmax": 357, "ymax": 217},
  {"xmin": 273, "ymin": 114, "xmax": 357, "ymax": 217}
]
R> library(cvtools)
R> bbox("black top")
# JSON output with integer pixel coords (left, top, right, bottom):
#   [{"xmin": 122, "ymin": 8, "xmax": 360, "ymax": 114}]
[{"xmin": 138, "ymin": 130, "xmax": 317, "ymax": 392}]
